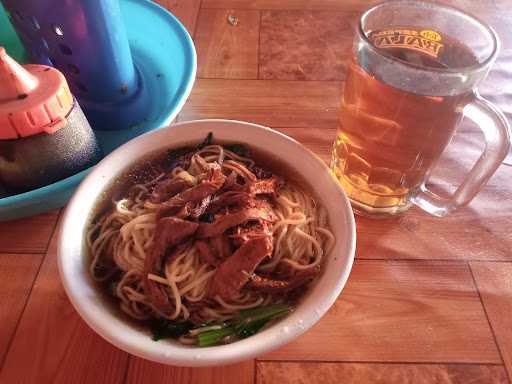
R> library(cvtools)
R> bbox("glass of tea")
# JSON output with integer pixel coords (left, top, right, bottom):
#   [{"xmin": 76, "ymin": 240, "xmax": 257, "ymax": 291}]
[{"xmin": 331, "ymin": 1, "xmax": 510, "ymax": 217}]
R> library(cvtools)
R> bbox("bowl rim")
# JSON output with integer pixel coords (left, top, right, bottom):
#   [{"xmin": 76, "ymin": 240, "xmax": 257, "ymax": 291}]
[{"xmin": 58, "ymin": 119, "xmax": 356, "ymax": 366}]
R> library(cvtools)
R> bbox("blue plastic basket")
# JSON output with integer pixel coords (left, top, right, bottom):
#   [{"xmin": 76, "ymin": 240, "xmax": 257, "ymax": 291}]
[
  {"xmin": 0, "ymin": 0, "xmax": 196, "ymax": 221},
  {"xmin": 0, "ymin": 2, "xmax": 28, "ymax": 62}
]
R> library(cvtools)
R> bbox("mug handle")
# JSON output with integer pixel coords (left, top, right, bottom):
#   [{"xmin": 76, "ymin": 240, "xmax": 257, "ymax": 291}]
[{"xmin": 412, "ymin": 92, "xmax": 510, "ymax": 217}]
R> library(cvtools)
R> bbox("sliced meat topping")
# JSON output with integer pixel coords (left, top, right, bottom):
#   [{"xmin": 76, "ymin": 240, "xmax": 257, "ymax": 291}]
[
  {"xmin": 150, "ymin": 178, "xmax": 193, "ymax": 203},
  {"xmin": 249, "ymin": 175, "xmax": 282, "ymax": 196},
  {"xmin": 250, "ymin": 165, "xmax": 273, "ymax": 180},
  {"xmin": 195, "ymin": 239, "xmax": 218, "ymax": 266},
  {"xmin": 144, "ymin": 217, "xmax": 198, "ymax": 312},
  {"xmin": 196, "ymin": 208, "xmax": 273, "ymax": 238},
  {"xmin": 230, "ymin": 221, "xmax": 272, "ymax": 248},
  {"xmin": 211, "ymin": 235, "xmax": 232, "ymax": 260},
  {"xmin": 208, "ymin": 191, "xmax": 251, "ymax": 213},
  {"xmin": 209, "ymin": 236, "xmax": 273, "ymax": 300},
  {"xmin": 221, "ymin": 172, "xmax": 237, "ymax": 191},
  {"xmin": 189, "ymin": 153, "xmax": 211, "ymax": 176},
  {"xmin": 145, "ymin": 217, "xmax": 198, "ymax": 272},
  {"xmin": 157, "ymin": 163, "xmax": 226, "ymax": 218},
  {"xmin": 190, "ymin": 195, "xmax": 212, "ymax": 219},
  {"xmin": 195, "ymin": 235, "xmax": 232, "ymax": 266},
  {"xmin": 249, "ymin": 198, "xmax": 275, "ymax": 221},
  {"xmin": 175, "ymin": 201, "xmax": 194, "ymax": 219},
  {"xmin": 247, "ymin": 266, "xmax": 320, "ymax": 293}
]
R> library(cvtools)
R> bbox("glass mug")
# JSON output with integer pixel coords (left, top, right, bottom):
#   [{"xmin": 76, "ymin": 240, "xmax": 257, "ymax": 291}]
[{"xmin": 331, "ymin": 1, "xmax": 510, "ymax": 217}]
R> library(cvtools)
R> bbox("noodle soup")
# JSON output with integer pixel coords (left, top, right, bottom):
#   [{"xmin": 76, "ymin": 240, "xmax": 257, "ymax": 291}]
[{"xmin": 87, "ymin": 135, "xmax": 335, "ymax": 347}]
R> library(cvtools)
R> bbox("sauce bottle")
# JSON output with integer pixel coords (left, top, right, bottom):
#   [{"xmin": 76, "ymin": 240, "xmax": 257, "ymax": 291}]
[{"xmin": 0, "ymin": 47, "xmax": 101, "ymax": 194}]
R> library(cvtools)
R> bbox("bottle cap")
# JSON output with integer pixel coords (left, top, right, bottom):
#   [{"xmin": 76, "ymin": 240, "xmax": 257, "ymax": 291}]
[{"xmin": 0, "ymin": 47, "xmax": 74, "ymax": 139}]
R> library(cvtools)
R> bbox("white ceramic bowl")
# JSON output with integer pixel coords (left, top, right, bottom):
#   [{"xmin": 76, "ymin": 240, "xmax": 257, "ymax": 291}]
[{"xmin": 58, "ymin": 119, "xmax": 356, "ymax": 367}]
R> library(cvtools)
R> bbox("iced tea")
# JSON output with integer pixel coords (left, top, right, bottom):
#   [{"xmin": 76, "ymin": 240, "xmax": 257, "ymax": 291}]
[{"xmin": 331, "ymin": 30, "xmax": 477, "ymax": 214}]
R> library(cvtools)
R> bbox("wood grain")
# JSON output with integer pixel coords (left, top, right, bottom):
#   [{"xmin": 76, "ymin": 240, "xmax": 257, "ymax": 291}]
[
  {"xmin": 0, "ymin": 210, "xmax": 59, "ymax": 254},
  {"xmin": 0, "ymin": 253, "xmax": 43, "ymax": 366},
  {"xmin": 257, "ymin": 362, "xmax": 509, "ymax": 384},
  {"xmin": 195, "ymin": 9, "xmax": 260, "ymax": 79},
  {"xmin": 263, "ymin": 260, "xmax": 500, "ymax": 363},
  {"xmin": 178, "ymin": 79, "xmax": 341, "ymax": 128},
  {"xmin": 201, "ymin": 0, "xmax": 496, "ymax": 12},
  {"xmin": 470, "ymin": 262, "xmax": 512, "ymax": 380},
  {"xmin": 201, "ymin": 0, "xmax": 376, "ymax": 11},
  {"xmin": 355, "ymin": 196, "xmax": 512, "ymax": 262},
  {"xmin": 259, "ymin": 10, "xmax": 356, "ymax": 81},
  {"xmin": 274, "ymin": 126, "xmax": 335, "ymax": 163},
  {"xmin": 0, "ymin": 221, "xmax": 129, "ymax": 384},
  {"xmin": 493, "ymin": 0, "xmax": 511, "ymax": 12},
  {"xmin": 125, "ymin": 358, "xmax": 254, "ymax": 384},
  {"xmin": 153, "ymin": 0, "xmax": 202, "ymax": 35}
]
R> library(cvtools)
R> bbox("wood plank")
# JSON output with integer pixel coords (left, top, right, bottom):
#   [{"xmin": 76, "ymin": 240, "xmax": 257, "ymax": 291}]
[
  {"xmin": 202, "ymin": 0, "xmax": 496, "ymax": 12},
  {"xmin": 0, "ymin": 220, "xmax": 129, "ymax": 383},
  {"xmin": 0, "ymin": 253, "xmax": 43, "ymax": 366},
  {"xmin": 257, "ymin": 362, "xmax": 509, "ymax": 384},
  {"xmin": 470, "ymin": 262, "xmax": 512, "ymax": 380},
  {"xmin": 355, "ymin": 192, "xmax": 512, "ymax": 262},
  {"xmin": 201, "ymin": 0, "xmax": 376, "ymax": 11},
  {"xmin": 259, "ymin": 10, "xmax": 357, "ymax": 81},
  {"xmin": 153, "ymin": 0, "xmax": 202, "ymax": 36},
  {"xmin": 195, "ymin": 9, "xmax": 260, "ymax": 79},
  {"xmin": 263, "ymin": 260, "xmax": 500, "ymax": 363},
  {"xmin": 0, "ymin": 210, "xmax": 59, "ymax": 254},
  {"xmin": 126, "ymin": 358, "xmax": 254, "ymax": 384},
  {"xmin": 274, "ymin": 126, "xmax": 334, "ymax": 163},
  {"xmin": 178, "ymin": 79, "xmax": 341, "ymax": 128},
  {"xmin": 493, "ymin": 0, "xmax": 510, "ymax": 11}
]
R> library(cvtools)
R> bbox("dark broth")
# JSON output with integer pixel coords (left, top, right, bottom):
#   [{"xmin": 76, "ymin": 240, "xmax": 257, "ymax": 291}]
[{"xmin": 85, "ymin": 140, "xmax": 328, "ymax": 339}]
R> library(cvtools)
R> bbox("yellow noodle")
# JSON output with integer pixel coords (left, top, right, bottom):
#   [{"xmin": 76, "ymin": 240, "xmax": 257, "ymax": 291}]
[{"xmin": 87, "ymin": 146, "xmax": 335, "ymax": 344}]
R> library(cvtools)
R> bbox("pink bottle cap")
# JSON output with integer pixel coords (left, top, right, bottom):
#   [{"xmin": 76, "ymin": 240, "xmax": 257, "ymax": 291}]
[{"xmin": 0, "ymin": 47, "xmax": 74, "ymax": 140}]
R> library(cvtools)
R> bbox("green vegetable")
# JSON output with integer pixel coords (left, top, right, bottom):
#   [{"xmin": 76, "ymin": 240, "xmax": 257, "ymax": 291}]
[
  {"xmin": 197, "ymin": 132, "xmax": 213, "ymax": 150},
  {"xmin": 235, "ymin": 318, "xmax": 268, "ymax": 338},
  {"xmin": 198, "ymin": 327, "xmax": 235, "ymax": 347},
  {"xmin": 238, "ymin": 304, "xmax": 291, "ymax": 321},
  {"xmin": 150, "ymin": 319, "xmax": 195, "ymax": 341},
  {"xmin": 149, "ymin": 304, "xmax": 292, "ymax": 345},
  {"xmin": 196, "ymin": 304, "xmax": 292, "ymax": 347},
  {"xmin": 225, "ymin": 144, "xmax": 248, "ymax": 157}
]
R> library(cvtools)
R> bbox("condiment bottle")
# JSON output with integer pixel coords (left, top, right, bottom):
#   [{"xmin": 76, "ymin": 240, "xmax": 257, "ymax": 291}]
[{"xmin": 0, "ymin": 47, "xmax": 101, "ymax": 194}]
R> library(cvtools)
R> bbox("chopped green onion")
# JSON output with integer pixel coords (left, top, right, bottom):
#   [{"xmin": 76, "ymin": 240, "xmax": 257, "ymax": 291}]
[
  {"xmin": 238, "ymin": 304, "xmax": 291, "ymax": 322},
  {"xmin": 197, "ymin": 327, "xmax": 235, "ymax": 347},
  {"xmin": 197, "ymin": 132, "xmax": 213, "ymax": 149},
  {"xmin": 150, "ymin": 304, "xmax": 293, "ymax": 345},
  {"xmin": 150, "ymin": 319, "xmax": 195, "ymax": 341},
  {"xmin": 195, "ymin": 304, "xmax": 292, "ymax": 346},
  {"xmin": 235, "ymin": 318, "xmax": 269, "ymax": 338}
]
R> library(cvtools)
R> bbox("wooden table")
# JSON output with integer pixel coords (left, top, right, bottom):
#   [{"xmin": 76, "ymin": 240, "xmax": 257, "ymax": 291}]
[{"xmin": 1, "ymin": 1, "xmax": 512, "ymax": 383}]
